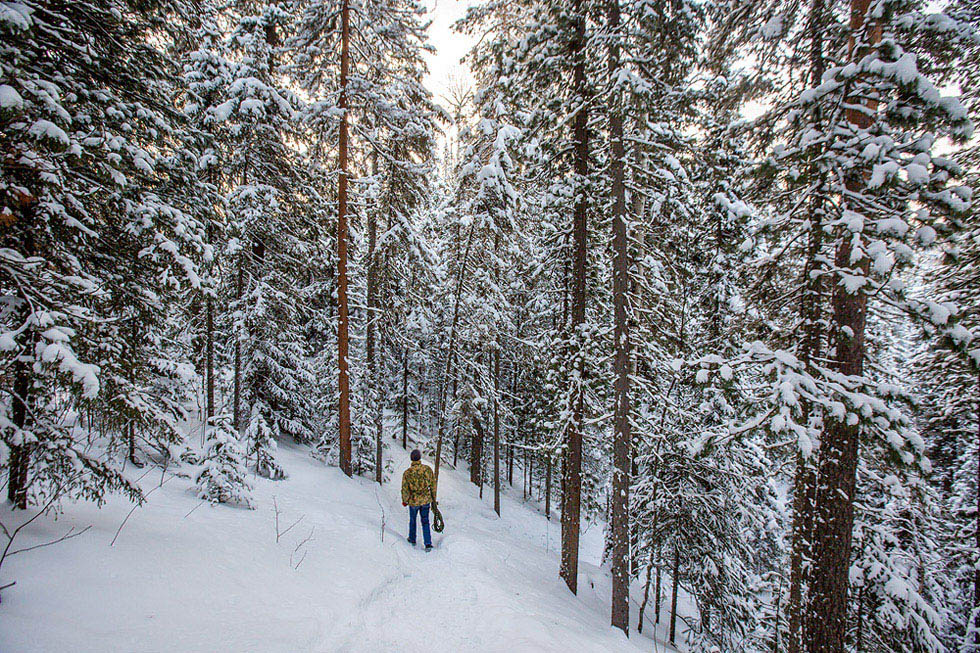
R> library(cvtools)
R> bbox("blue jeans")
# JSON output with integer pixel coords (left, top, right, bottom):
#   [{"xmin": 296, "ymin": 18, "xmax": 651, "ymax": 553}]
[{"xmin": 408, "ymin": 504, "xmax": 431, "ymax": 547}]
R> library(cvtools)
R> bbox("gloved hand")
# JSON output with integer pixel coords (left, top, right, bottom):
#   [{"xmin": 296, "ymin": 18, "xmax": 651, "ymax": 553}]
[{"xmin": 402, "ymin": 502, "xmax": 407, "ymax": 507}]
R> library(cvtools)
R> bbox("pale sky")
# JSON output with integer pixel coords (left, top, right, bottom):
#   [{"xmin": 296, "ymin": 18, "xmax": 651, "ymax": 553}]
[{"xmin": 422, "ymin": 0, "xmax": 477, "ymax": 104}]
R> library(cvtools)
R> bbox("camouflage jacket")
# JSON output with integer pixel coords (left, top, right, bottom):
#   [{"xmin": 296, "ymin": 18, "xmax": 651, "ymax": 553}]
[{"xmin": 401, "ymin": 461, "xmax": 435, "ymax": 506}]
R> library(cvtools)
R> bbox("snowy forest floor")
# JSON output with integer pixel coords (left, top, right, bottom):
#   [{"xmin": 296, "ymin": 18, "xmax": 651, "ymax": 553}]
[{"xmin": 1, "ymin": 422, "xmax": 693, "ymax": 652}]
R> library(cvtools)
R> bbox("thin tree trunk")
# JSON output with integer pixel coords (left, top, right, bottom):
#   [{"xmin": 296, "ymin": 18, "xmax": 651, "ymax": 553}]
[
  {"xmin": 807, "ymin": 4, "xmax": 879, "ymax": 650},
  {"xmin": 524, "ymin": 448, "xmax": 529, "ymax": 500},
  {"xmin": 336, "ymin": 0, "xmax": 353, "ymax": 477},
  {"xmin": 402, "ymin": 346, "xmax": 409, "ymax": 449},
  {"xmin": 206, "ymin": 296, "xmax": 214, "ymax": 423},
  {"xmin": 434, "ymin": 223, "xmax": 476, "ymax": 492},
  {"xmin": 233, "ymin": 253, "xmax": 244, "ymax": 431},
  {"xmin": 493, "ymin": 347, "xmax": 501, "ymax": 516},
  {"xmin": 470, "ymin": 403, "xmax": 483, "ymax": 487},
  {"xmin": 607, "ymin": 0, "xmax": 630, "ymax": 633},
  {"xmin": 655, "ymin": 561, "xmax": 662, "ymax": 624},
  {"xmin": 788, "ymin": 2, "xmax": 827, "ymax": 650},
  {"xmin": 367, "ymin": 155, "xmax": 382, "ymax": 484},
  {"xmin": 855, "ymin": 586, "xmax": 864, "ymax": 652},
  {"xmin": 637, "ymin": 553, "xmax": 654, "ymax": 634},
  {"xmin": 7, "ymin": 356, "xmax": 31, "ymax": 509},
  {"xmin": 528, "ymin": 451, "xmax": 534, "ymax": 500},
  {"xmin": 561, "ymin": 0, "xmax": 589, "ymax": 595},
  {"xmin": 669, "ymin": 544, "xmax": 680, "ymax": 645},
  {"xmin": 469, "ymin": 412, "xmax": 487, "ymax": 489},
  {"xmin": 545, "ymin": 456, "xmax": 551, "ymax": 519},
  {"xmin": 974, "ymin": 373, "xmax": 979, "ymax": 649}
]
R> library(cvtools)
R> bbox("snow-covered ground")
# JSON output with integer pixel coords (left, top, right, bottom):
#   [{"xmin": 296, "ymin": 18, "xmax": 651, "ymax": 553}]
[{"xmin": 1, "ymin": 434, "xmax": 691, "ymax": 652}]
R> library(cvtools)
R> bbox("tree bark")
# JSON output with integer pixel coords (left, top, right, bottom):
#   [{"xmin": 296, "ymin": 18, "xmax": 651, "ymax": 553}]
[
  {"xmin": 545, "ymin": 456, "xmax": 551, "ymax": 519},
  {"xmin": 806, "ymin": 4, "xmax": 878, "ymax": 650},
  {"xmin": 7, "ymin": 197, "xmax": 36, "ymax": 509},
  {"xmin": 655, "ymin": 561, "xmax": 662, "ymax": 623},
  {"xmin": 788, "ymin": 1, "xmax": 827, "ymax": 649},
  {"xmin": 7, "ymin": 356, "xmax": 31, "ymax": 509},
  {"xmin": 434, "ymin": 223, "xmax": 476, "ymax": 492},
  {"xmin": 470, "ymin": 410, "xmax": 483, "ymax": 486},
  {"xmin": 607, "ymin": 0, "xmax": 630, "ymax": 634},
  {"xmin": 402, "ymin": 346, "xmax": 409, "ymax": 449},
  {"xmin": 493, "ymin": 347, "xmax": 501, "ymax": 516},
  {"xmin": 336, "ymin": 0, "xmax": 353, "ymax": 477},
  {"xmin": 974, "ymin": 373, "xmax": 979, "ymax": 649},
  {"xmin": 669, "ymin": 544, "xmax": 680, "ymax": 645},
  {"xmin": 637, "ymin": 555, "xmax": 653, "ymax": 634},
  {"xmin": 367, "ymin": 155, "xmax": 382, "ymax": 484},
  {"xmin": 233, "ymin": 253, "xmax": 244, "ymax": 431},
  {"xmin": 560, "ymin": 0, "xmax": 589, "ymax": 596}
]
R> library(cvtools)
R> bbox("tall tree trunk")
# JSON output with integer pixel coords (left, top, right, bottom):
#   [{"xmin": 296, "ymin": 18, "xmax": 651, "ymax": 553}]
[
  {"xmin": 545, "ymin": 456, "xmax": 551, "ymax": 519},
  {"xmin": 470, "ymin": 412, "xmax": 483, "ymax": 486},
  {"xmin": 493, "ymin": 347, "xmax": 501, "ymax": 516},
  {"xmin": 788, "ymin": 2, "xmax": 827, "ymax": 650},
  {"xmin": 233, "ymin": 253, "xmax": 244, "ymax": 431},
  {"xmin": 206, "ymin": 296, "xmax": 214, "ymax": 425},
  {"xmin": 205, "ymin": 209, "xmax": 215, "ymax": 436},
  {"xmin": 434, "ymin": 223, "xmax": 476, "ymax": 492},
  {"xmin": 806, "ymin": 3, "xmax": 878, "ymax": 650},
  {"xmin": 336, "ymin": 0, "xmax": 353, "ymax": 477},
  {"xmin": 561, "ymin": 0, "xmax": 589, "ymax": 596},
  {"xmin": 7, "ymin": 356, "xmax": 31, "ymax": 509},
  {"xmin": 367, "ymin": 155, "xmax": 382, "ymax": 484},
  {"xmin": 637, "ymin": 555, "xmax": 653, "ymax": 634},
  {"xmin": 8, "ymin": 199, "xmax": 36, "ymax": 508},
  {"xmin": 402, "ymin": 346, "xmax": 409, "ymax": 449},
  {"xmin": 607, "ymin": 0, "xmax": 630, "ymax": 634},
  {"xmin": 669, "ymin": 544, "xmax": 680, "ymax": 645},
  {"xmin": 655, "ymin": 561, "xmax": 662, "ymax": 623},
  {"xmin": 975, "ymin": 374, "xmax": 979, "ymax": 650},
  {"xmin": 524, "ymin": 448, "xmax": 529, "ymax": 500}
]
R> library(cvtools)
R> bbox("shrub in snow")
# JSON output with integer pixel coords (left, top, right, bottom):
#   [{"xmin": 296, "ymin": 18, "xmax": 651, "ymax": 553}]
[
  {"xmin": 246, "ymin": 404, "xmax": 286, "ymax": 480},
  {"xmin": 196, "ymin": 415, "xmax": 253, "ymax": 508}
]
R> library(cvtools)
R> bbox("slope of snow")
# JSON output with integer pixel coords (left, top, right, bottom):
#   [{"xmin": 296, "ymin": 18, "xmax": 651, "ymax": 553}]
[{"xmin": 1, "ymin": 436, "xmax": 689, "ymax": 652}]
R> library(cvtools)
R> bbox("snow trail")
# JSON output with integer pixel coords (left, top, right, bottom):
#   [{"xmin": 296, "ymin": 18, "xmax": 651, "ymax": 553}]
[{"xmin": 1, "ymin": 439, "xmax": 685, "ymax": 652}]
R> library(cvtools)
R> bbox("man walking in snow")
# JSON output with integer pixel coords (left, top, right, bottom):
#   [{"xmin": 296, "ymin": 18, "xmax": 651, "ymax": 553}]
[{"xmin": 402, "ymin": 449, "xmax": 435, "ymax": 551}]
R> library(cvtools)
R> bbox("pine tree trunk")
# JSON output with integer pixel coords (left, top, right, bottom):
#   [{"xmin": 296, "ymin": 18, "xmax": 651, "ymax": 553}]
[
  {"xmin": 470, "ymin": 416, "xmax": 482, "ymax": 486},
  {"xmin": 607, "ymin": 0, "xmax": 630, "ymax": 633},
  {"xmin": 367, "ymin": 156, "xmax": 382, "ymax": 484},
  {"xmin": 855, "ymin": 586, "xmax": 864, "ymax": 652},
  {"xmin": 788, "ymin": 1, "xmax": 827, "ymax": 649},
  {"xmin": 205, "ymin": 204, "xmax": 215, "ymax": 436},
  {"xmin": 434, "ymin": 223, "xmax": 476, "ymax": 491},
  {"xmin": 560, "ymin": 0, "xmax": 589, "ymax": 596},
  {"xmin": 233, "ymin": 253, "xmax": 244, "ymax": 431},
  {"xmin": 7, "ymin": 356, "xmax": 31, "ymax": 509},
  {"xmin": 336, "ymin": 0, "xmax": 353, "ymax": 477},
  {"xmin": 975, "ymin": 373, "xmax": 979, "ymax": 650},
  {"xmin": 806, "ymin": 3, "xmax": 878, "ymax": 651},
  {"xmin": 402, "ymin": 346, "xmax": 409, "ymax": 450},
  {"xmin": 637, "ymin": 554, "xmax": 653, "ymax": 634},
  {"xmin": 655, "ymin": 561, "xmax": 662, "ymax": 624},
  {"xmin": 8, "ymin": 199, "xmax": 35, "ymax": 509},
  {"xmin": 524, "ymin": 448, "xmax": 529, "ymax": 500},
  {"xmin": 669, "ymin": 544, "xmax": 679, "ymax": 645},
  {"xmin": 493, "ymin": 347, "xmax": 501, "ymax": 516},
  {"xmin": 545, "ymin": 456, "xmax": 551, "ymax": 519},
  {"xmin": 206, "ymin": 296, "xmax": 214, "ymax": 424},
  {"xmin": 528, "ymin": 451, "xmax": 534, "ymax": 499}
]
